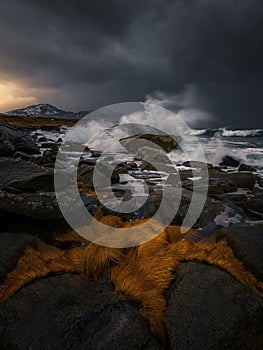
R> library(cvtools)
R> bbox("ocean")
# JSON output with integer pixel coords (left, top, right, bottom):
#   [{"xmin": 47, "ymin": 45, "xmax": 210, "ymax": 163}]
[
  {"xmin": 34, "ymin": 125, "xmax": 263, "ymax": 181},
  {"xmin": 170, "ymin": 128, "xmax": 263, "ymax": 178}
]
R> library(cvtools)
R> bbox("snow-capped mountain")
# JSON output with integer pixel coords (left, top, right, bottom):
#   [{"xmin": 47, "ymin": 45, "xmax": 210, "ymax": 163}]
[{"xmin": 8, "ymin": 104, "xmax": 93, "ymax": 119}]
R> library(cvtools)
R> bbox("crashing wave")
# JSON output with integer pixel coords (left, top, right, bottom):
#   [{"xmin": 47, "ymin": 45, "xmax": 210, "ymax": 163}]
[
  {"xmin": 188, "ymin": 129, "xmax": 208, "ymax": 136},
  {"xmin": 190, "ymin": 128, "xmax": 263, "ymax": 138},
  {"xmin": 221, "ymin": 128, "xmax": 263, "ymax": 137}
]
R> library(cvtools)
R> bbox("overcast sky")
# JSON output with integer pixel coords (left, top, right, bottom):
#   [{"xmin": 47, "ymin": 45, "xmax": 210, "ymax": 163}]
[{"xmin": 0, "ymin": 0, "xmax": 262, "ymax": 127}]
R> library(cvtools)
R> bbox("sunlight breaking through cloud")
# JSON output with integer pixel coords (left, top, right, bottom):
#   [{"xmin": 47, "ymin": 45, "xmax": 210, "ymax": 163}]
[{"xmin": 0, "ymin": 81, "xmax": 38, "ymax": 112}]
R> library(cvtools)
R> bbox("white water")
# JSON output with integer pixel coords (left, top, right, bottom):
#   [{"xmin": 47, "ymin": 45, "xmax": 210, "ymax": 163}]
[{"xmin": 221, "ymin": 128, "xmax": 262, "ymax": 137}]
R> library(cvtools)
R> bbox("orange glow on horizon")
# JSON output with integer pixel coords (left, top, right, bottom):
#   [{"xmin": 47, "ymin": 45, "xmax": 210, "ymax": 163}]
[{"xmin": 0, "ymin": 80, "xmax": 38, "ymax": 112}]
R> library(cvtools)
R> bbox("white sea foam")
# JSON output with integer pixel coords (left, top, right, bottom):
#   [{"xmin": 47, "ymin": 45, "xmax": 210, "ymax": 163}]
[
  {"xmin": 221, "ymin": 128, "xmax": 263, "ymax": 137},
  {"xmin": 188, "ymin": 129, "xmax": 208, "ymax": 136}
]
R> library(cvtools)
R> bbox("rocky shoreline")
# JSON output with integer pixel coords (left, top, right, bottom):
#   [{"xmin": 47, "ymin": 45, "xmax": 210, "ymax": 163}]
[{"xmin": 0, "ymin": 119, "xmax": 263, "ymax": 349}]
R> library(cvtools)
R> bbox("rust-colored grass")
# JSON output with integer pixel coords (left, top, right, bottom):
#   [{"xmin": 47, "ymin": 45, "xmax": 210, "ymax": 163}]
[
  {"xmin": 0, "ymin": 216, "xmax": 262, "ymax": 345},
  {"xmin": 77, "ymin": 181, "xmax": 98, "ymax": 197}
]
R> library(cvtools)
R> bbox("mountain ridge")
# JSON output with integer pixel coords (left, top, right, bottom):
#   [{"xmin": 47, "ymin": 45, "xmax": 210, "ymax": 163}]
[{"xmin": 7, "ymin": 104, "xmax": 93, "ymax": 119}]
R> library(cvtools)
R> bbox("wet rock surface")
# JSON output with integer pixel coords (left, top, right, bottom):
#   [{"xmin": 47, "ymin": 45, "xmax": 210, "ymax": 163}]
[
  {"xmin": 0, "ymin": 159, "xmax": 54, "ymax": 192},
  {"xmin": 209, "ymin": 169, "xmax": 256, "ymax": 190},
  {"xmin": 237, "ymin": 193, "xmax": 263, "ymax": 217},
  {"xmin": 220, "ymin": 155, "xmax": 240, "ymax": 167},
  {"xmin": 1, "ymin": 120, "xmax": 263, "ymax": 349},
  {"xmin": 223, "ymin": 224, "xmax": 263, "ymax": 281},
  {"xmin": 1, "ymin": 121, "xmax": 261, "ymax": 231},
  {"xmin": 0, "ymin": 232, "xmax": 37, "ymax": 279},
  {"xmin": 0, "ymin": 274, "xmax": 162, "ymax": 350},
  {"xmin": 119, "ymin": 134, "xmax": 181, "ymax": 153},
  {"xmin": 0, "ymin": 190, "xmax": 62, "ymax": 221},
  {"xmin": 165, "ymin": 262, "xmax": 263, "ymax": 350},
  {"xmin": 238, "ymin": 163, "xmax": 257, "ymax": 172},
  {"xmin": 0, "ymin": 122, "xmax": 40, "ymax": 156}
]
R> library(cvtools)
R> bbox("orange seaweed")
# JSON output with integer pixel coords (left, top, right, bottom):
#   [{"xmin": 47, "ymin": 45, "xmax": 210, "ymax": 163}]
[{"xmin": 0, "ymin": 216, "xmax": 262, "ymax": 344}]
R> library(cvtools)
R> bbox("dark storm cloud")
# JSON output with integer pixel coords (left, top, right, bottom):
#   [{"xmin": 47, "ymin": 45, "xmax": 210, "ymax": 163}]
[{"xmin": 0, "ymin": 0, "xmax": 262, "ymax": 126}]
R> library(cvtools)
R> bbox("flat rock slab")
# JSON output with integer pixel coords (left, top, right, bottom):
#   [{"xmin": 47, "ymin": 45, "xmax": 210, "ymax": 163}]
[
  {"xmin": 209, "ymin": 170, "xmax": 256, "ymax": 190},
  {"xmin": 223, "ymin": 223, "xmax": 263, "ymax": 280},
  {"xmin": 0, "ymin": 232, "xmax": 36, "ymax": 279},
  {"xmin": 0, "ymin": 274, "xmax": 161, "ymax": 350},
  {"xmin": 0, "ymin": 190, "xmax": 62, "ymax": 221},
  {"xmin": 120, "ymin": 134, "xmax": 181, "ymax": 153},
  {"xmin": 165, "ymin": 262, "xmax": 263, "ymax": 350},
  {"xmin": 0, "ymin": 159, "xmax": 54, "ymax": 192},
  {"xmin": 237, "ymin": 195, "xmax": 263, "ymax": 217}
]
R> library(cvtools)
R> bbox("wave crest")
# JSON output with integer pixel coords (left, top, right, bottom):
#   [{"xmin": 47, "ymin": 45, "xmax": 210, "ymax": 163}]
[
  {"xmin": 221, "ymin": 128, "xmax": 263, "ymax": 137},
  {"xmin": 190, "ymin": 128, "xmax": 263, "ymax": 138}
]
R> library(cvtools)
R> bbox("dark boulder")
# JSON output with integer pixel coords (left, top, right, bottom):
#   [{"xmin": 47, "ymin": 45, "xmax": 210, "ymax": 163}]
[
  {"xmin": 211, "ymin": 192, "xmax": 249, "ymax": 203},
  {"xmin": 77, "ymin": 163, "xmax": 94, "ymax": 185},
  {"xmin": 209, "ymin": 169, "xmax": 256, "ymax": 190},
  {"xmin": 183, "ymin": 176, "xmax": 238, "ymax": 194},
  {"xmin": 41, "ymin": 142, "xmax": 57, "ymax": 149},
  {"xmin": 222, "ymin": 223, "xmax": 263, "ymax": 281},
  {"xmin": 0, "ymin": 190, "xmax": 62, "ymax": 221},
  {"xmin": 0, "ymin": 159, "xmax": 54, "ymax": 192},
  {"xmin": 257, "ymin": 177, "xmax": 263, "ymax": 188},
  {"xmin": 165, "ymin": 262, "xmax": 263, "ymax": 350},
  {"xmin": 13, "ymin": 151, "xmax": 37, "ymax": 161},
  {"xmin": 182, "ymin": 161, "xmax": 213, "ymax": 170},
  {"xmin": 37, "ymin": 136, "xmax": 48, "ymax": 142},
  {"xmin": 225, "ymin": 172, "xmax": 256, "ymax": 190},
  {"xmin": 220, "ymin": 155, "xmax": 240, "ymax": 167},
  {"xmin": 0, "ymin": 232, "xmax": 37, "ymax": 279},
  {"xmin": 208, "ymin": 178, "xmax": 238, "ymax": 194},
  {"xmin": 0, "ymin": 274, "xmax": 161, "ymax": 350},
  {"xmin": 238, "ymin": 163, "xmax": 256, "ymax": 172},
  {"xmin": 91, "ymin": 150, "xmax": 102, "ymax": 158},
  {"xmin": 0, "ymin": 122, "xmax": 40, "ymax": 156},
  {"xmin": 176, "ymin": 169, "xmax": 196, "ymax": 182},
  {"xmin": 236, "ymin": 194, "xmax": 263, "ymax": 218},
  {"xmin": 171, "ymin": 189, "xmax": 226, "ymax": 229},
  {"xmin": 36, "ymin": 144, "xmax": 59, "ymax": 167}
]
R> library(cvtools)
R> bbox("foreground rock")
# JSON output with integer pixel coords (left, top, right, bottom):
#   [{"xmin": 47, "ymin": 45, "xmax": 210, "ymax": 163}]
[
  {"xmin": 0, "ymin": 122, "xmax": 39, "ymax": 156},
  {"xmin": 0, "ymin": 159, "xmax": 54, "ymax": 192},
  {"xmin": 165, "ymin": 262, "xmax": 263, "ymax": 350},
  {"xmin": 0, "ymin": 232, "xmax": 36, "ymax": 279},
  {"xmin": 222, "ymin": 223, "xmax": 263, "ymax": 280},
  {"xmin": 0, "ymin": 190, "xmax": 62, "ymax": 221},
  {"xmin": 0, "ymin": 274, "xmax": 161, "ymax": 350}
]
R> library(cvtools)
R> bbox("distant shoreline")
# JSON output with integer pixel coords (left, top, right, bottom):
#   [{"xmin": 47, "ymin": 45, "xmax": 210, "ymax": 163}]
[{"xmin": 0, "ymin": 113, "xmax": 79, "ymax": 127}]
